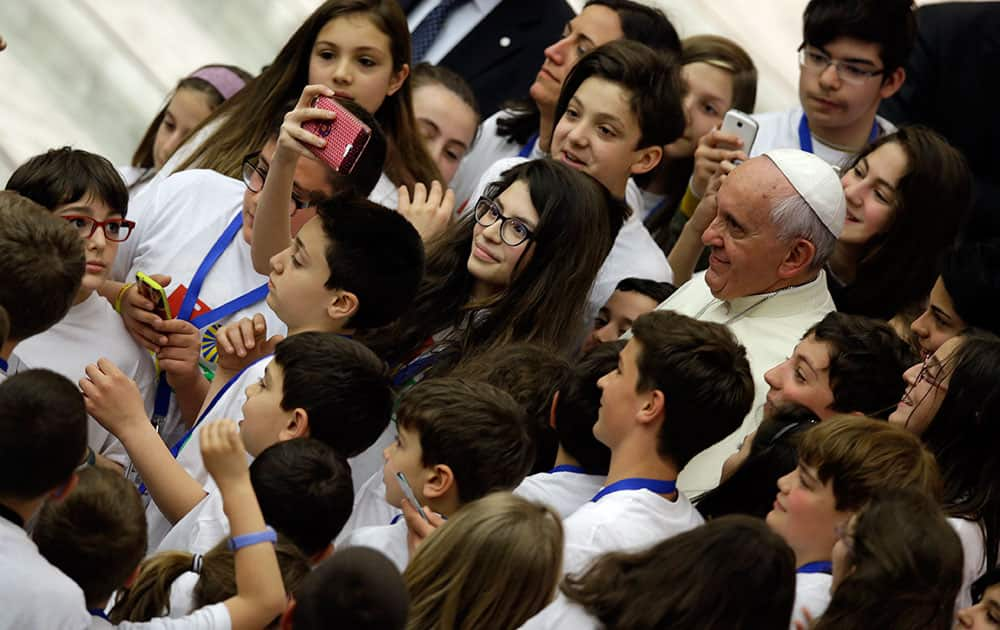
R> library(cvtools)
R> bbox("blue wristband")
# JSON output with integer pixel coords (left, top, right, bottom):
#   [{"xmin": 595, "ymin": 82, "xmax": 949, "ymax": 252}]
[{"xmin": 228, "ymin": 526, "xmax": 277, "ymax": 552}]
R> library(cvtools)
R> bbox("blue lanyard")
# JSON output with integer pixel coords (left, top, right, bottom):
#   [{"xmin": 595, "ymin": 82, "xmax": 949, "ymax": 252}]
[
  {"xmin": 798, "ymin": 114, "xmax": 878, "ymax": 154},
  {"xmin": 549, "ymin": 464, "xmax": 585, "ymax": 474},
  {"xmin": 89, "ymin": 609, "xmax": 109, "ymax": 620},
  {"xmin": 391, "ymin": 351, "xmax": 441, "ymax": 388},
  {"xmin": 591, "ymin": 477, "xmax": 676, "ymax": 502},
  {"xmin": 518, "ymin": 133, "xmax": 539, "ymax": 159},
  {"xmin": 796, "ymin": 561, "xmax": 833, "ymax": 574}
]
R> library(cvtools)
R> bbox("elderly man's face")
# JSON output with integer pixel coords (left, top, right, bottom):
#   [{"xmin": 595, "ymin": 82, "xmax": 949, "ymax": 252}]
[{"xmin": 701, "ymin": 158, "xmax": 797, "ymax": 300}]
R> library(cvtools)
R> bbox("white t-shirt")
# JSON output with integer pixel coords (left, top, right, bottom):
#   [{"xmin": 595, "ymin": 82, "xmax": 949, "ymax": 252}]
[
  {"xmin": 89, "ymin": 602, "xmax": 230, "ymax": 629},
  {"xmin": 514, "ymin": 469, "xmax": 606, "ymax": 519},
  {"xmin": 0, "ymin": 516, "xmax": 90, "ymax": 630},
  {"xmin": 145, "ymin": 357, "xmax": 269, "ymax": 550},
  {"xmin": 7, "ymin": 291, "xmax": 159, "ymax": 465},
  {"xmin": 156, "ymin": 479, "xmax": 226, "ymax": 556},
  {"xmin": 336, "ymin": 469, "xmax": 399, "ymax": 545},
  {"xmin": 790, "ymin": 572, "xmax": 832, "ymax": 629},
  {"xmin": 118, "ymin": 165, "xmax": 156, "ymax": 200},
  {"xmin": 342, "ymin": 517, "xmax": 410, "ymax": 572},
  {"xmin": 561, "ymin": 487, "xmax": 703, "ymax": 578},
  {"xmin": 950, "ymin": 516, "xmax": 990, "ymax": 611},
  {"xmin": 166, "ymin": 571, "xmax": 200, "ymax": 619},
  {"xmin": 369, "ymin": 172, "xmax": 400, "ymax": 210},
  {"xmin": 518, "ymin": 594, "xmax": 601, "ymax": 630},
  {"xmin": 348, "ymin": 424, "xmax": 396, "ymax": 493},
  {"xmin": 750, "ymin": 106, "xmax": 897, "ymax": 170}
]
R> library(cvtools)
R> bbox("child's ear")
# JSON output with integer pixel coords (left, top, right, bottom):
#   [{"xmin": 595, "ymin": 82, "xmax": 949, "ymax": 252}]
[
  {"xmin": 280, "ymin": 408, "xmax": 311, "ymax": 441},
  {"xmin": 280, "ymin": 598, "xmax": 297, "ymax": 630},
  {"xmin": 309, "ymin": 543, "xmax": 334, "ymax": 566},
  {"xmin": 629, "ymin": 144, "xmax": 663, "ymax": 177},
  {"xmin": 327, "ymin": 290, "xmax": 359, "ymax": 323},
  {"xmin": 637, "ymin": 389, "xmax": 666, "ymax": 425},
  {"xmin": 548, "ymin": 390, "xmax": 560, "ymax": 430},
  {"xmin": 423, "ymin": 464, "xmax": 455, "ymax": 500},
  {"xmin": 387, "ymin": 63, "xmax": 410, "ymax": 97},
  {"xmin": 49, "ymin": 472, "xmax": 79, "ymax": 501}
]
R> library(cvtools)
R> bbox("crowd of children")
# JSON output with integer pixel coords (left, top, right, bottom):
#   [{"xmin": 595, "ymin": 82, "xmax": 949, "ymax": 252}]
[{"xmin": 1, "ymin": 0, "xmax": 997, "ymax": 628}]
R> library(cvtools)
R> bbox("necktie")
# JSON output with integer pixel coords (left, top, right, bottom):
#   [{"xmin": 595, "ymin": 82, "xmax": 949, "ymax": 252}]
[{"xmin": 411, "ymin": 0, "xmax": 471, "ymax": 63}]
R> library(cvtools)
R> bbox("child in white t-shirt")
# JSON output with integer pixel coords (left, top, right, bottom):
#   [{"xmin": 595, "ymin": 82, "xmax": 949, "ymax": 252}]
[{"xmin": 6, "ymin": 148, "xmax": 159, "ymax": 468}]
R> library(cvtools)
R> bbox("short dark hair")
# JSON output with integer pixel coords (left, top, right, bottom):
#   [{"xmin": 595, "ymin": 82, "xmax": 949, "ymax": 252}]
[
  {"xmin": 0, "ymin": 369, "xmax": 87, "ymax": 499},
  {"xmin": 448, "ymin": 343, "xmax": 573, "ymax": 474},
  {"xmin": 940, "ymin": 240, "xmax": 1000, "ymax": 337},
  {"xmin": 273, "ymin": 332, "xmax": 391, "ymax": 458},
  {"xmin": 554, "ymin": 342, "xmax": 621, "ymax": 475},
  {"xmin": 397, "ymin": 378, "xmax": 534, "ymax": 505},
  {"xmin": 251, "ymin": 438, "xmax": 353, "ymax": 557},
  {"xmin": 556, "ymin": 39, "xmax": 686, "ymax": 151},
  {"xmin": 34, "ymin": 467, "xmax": 147, "ymax": 607},
  {"xmin": 0, "ymin": 192, "xmax": 84, "ymax": 341},
  {"xmin": 972, "ymin": 567, "xmax": 1000, "ymax": 604},
  {"xmin": 315, "ymin": 195, "xmax": 424, "ymax": 330},
  {"xmin": 630, "ymin": 311, "xmax": 754, "ymax": 469},
  {"xmin": 806, "ymin": 312, "xmax": 917, "ymax": 417},
  {"xmin": 7, "ymin": 147, "xmax": 129, "ymax": 217},
  {"xmin": 614, "ymin": 277, "xmax": 676, "ymax": 305},
  {"xmin": 584, "ymin": 0, "xmax": 681, "ymax": 55},
  {"xmin": 802, "ymin": 0, "xmax": 916, "ymax": 75},
  {"xmin": 292, "ymin": 547, "xmax": 409, "ymax": 630}
]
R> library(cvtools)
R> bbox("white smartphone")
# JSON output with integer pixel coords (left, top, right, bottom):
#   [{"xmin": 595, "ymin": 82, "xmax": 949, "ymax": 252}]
[
  {"xmin": 719, "ymin": 109, "xmax": 759, "ymax": 155},
  {"xmin": 395, "ymin": 471, "xmax": 430, "ymax": 522}
]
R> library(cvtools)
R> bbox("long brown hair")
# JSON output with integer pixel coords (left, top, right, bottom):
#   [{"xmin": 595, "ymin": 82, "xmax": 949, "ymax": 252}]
[
  {"xmin": 175, "ymin": 0, "xmax": 440, "ymax": 190},
  {"xmin": 404, "ymin": 493, "xmax": 563, "ymax": 630},
  {"xmin": 109, "ymin": 535, "xmax": 308, "ymax": 623},
  {"xmin": 366, "ymin": 159, "xmax": 623, "ymax": 368}
]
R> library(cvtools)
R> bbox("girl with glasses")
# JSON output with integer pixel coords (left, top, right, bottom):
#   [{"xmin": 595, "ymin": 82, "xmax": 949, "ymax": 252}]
[
  {"xmin": 366, "ymin": 159, "xmax": 622, "ymax": 387},
  {"xmin": 889, "ymin": 331, "xmax": 1000, "ymax": 610}
]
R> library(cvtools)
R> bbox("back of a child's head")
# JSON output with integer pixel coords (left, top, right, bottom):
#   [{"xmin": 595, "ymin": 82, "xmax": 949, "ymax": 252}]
[
  {"xmin": 289, "ymin": 547, "xmax": 409, "ymax": 630},
  {"xmin": 111, "ymin": 535, "xmax": 309, "ymax": 623},
  {"xmin": 7, "ymin": 146, "xmax": 129, "ymax": 217},
  {"xmin": 448, "ymin": 343, "xmax": 573, "ymax": 473},
  {"xmin": 397, "ymin": 377, "xmax": 534, "ymax": 505},
  {"xmin": 405, "ymin": 492, "xmax": 564, "ymax": 630},
  {"xmin": 556, "ymin": 39, "xmax": 686, "ymax": 150},
  {"xmin": 807, "ymin": 312, "xmax": 917, "ymax": 417},
  {"xmin": 34, "ymin": 467, "xmax": 147, "ymax": 608},
  {"xmin": 803, "ymin": 0, "xmax": 916, "ymax": 74},
  {"xmin": 0, "ymin": 191, "xmax": 84, "ymax": 341},
  {"xmin": 273, "ymin": 332, "xmax": 391, "ymax": 457},
  {"xmin": 554, "ymin": 342, "xmax": 622, "ymax": 476},
  {"xmin": 0, "ymin": 369, "xmax": 87, "ymax": 501},
  {"xmin": 314, "ymin": 196, "xmax": 424, "ymax": 330},
  {"xmin": 630, "ymin": 311, "xmax": 754, "ymax": 469},
  {"xmin": 798, "ymin": 415, "xmax": 941, "ymax": 511},
  {"xmin": 584, "ymin": 0, "xmax": 681, "ymax": 55},
  {"xmin": 251, "ymin": 437, "xmax": 353, "ymax": 557}
]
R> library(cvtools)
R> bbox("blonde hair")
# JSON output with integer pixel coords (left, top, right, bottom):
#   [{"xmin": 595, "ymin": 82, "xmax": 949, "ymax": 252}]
[
  {"xmin": 798, "ymin": 415, "xmax": 942, "ymax": 511},
  {"xmin": 403, "ymin": 493, "xmax": 563, "ymax": 630}
]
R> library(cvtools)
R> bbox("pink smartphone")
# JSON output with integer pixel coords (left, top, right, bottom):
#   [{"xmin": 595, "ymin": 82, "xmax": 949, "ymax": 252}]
[{"xmin": 302, "ymin": 96, "xmax": 372, "ymax": 174}]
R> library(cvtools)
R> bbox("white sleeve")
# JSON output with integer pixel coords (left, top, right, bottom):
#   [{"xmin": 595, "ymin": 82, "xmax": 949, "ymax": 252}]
[{"xmin": 111, "ymin": 602, "xmax": 230, "ymax": 629}]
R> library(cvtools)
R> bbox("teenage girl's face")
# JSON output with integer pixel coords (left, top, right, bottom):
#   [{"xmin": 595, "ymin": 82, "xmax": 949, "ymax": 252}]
[
  {"xmin": 308, "ymin": 14, "xmax": 409, "ymax": 116},
  {"xmin": 54, "ymin": 194, "xmax": 122, "ymax": 301},
  {"xmin": 466, "ymin": 180, "xmax": 540, "ymax": 295},
  {"xmin": 956, "ymin": 583, "xmax": 1000, "ymax": 629},
  {"xmin": 664, "ymin": 62, "xmax": 735, "ymax": 159},
  {"xmin": 840, "ymin": 141, "xmax": 907, "ymax": 246},
  {"xmin": 767, "ymin": 463, "xmax": 849, "ymax": 565},
  {"xmin": 413, "ymin": 83, "xmax": 478, "ymax": 185},
  {"xmin": 910, "ymin": 277, "xmax": 965, "ymax": 357},
  {"xmin": 888, "ymin": 335, "xmax": 960, "ymax": 436},
  {"xmin": 153, "ymin": 87, "xmax": 214, "ymax": 169}
]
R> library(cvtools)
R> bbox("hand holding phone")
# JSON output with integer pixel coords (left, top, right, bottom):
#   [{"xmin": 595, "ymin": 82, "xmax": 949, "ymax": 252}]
[
  {"xmin": 136, "ymin": 272, "xmax": 171, "ymax": 320},
  {"xmin": 719, "ymin": 109, "xmax": 759, "ymax": 156},
  {"xmin": 395, "ymin": 471, "xmax": 429, "ymax": 522},
  {"xmin": 302, "ymin": 95, "xmax": 372, "ymax": 174}
]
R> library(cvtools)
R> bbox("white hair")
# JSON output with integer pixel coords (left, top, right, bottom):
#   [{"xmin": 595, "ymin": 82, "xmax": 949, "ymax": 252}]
[{"xmin": 770, "ymin": 193, "xmax": 837, "ymax": 270}]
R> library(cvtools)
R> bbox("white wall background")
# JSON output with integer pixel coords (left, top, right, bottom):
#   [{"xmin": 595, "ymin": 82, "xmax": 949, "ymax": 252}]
[{"xmin": 0, "ymin": 0, "xmax": 960, "ymax": 184}]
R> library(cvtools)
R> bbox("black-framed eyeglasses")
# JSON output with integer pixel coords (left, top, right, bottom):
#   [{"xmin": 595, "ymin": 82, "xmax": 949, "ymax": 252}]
[
  {"xmin": 797, "ymin": 46, "xmax": 885, "ymax": 86},
  {"xmin": 473, "ymin": 197, "xmax": 536, "ymax": 247},
  {"xmin": 61, "ymin": 215, "xmax": 136, "ymax": 242},
  {"xmin": 241, "ymin": 151, "xmax": 315, "ymax": 216}
]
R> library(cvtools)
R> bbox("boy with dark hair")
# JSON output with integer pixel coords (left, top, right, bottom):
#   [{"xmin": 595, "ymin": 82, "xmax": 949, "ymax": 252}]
[
  {"xmin": 767, "ymin": 416, "xmax": 939, "ymax": 626},
  {"xmin": 764, "ymin": 311, "xmax": 917, "ymax": 420},
  {"xmin": 344, "ymin": 377, "xmax": 534, "ymax": 571},
  {"xmin": 583, "ymin": 277, "xmax": 676, "ymax": 353},
  {"xmin": 6, "ymin": 147, "xmax": 159, "ymax": 469},
  {"xmin": 515, "ymin": 341, "xmax": 619, "ymax": 518},
  {"xmin": 560, "ymin": 310, "xmax": 754, "ymax": 577},
  {"xmin": 0, "ymin": 369, "xmax": 91, "ymax": 628},
  {"xmin": 0, "ymin": 191, "xmax": 85, "ymax": 378},
  {"xmin": 691, "ymin": 0, "xmax": 914, "ymax": 202},
  {"xmin": 911, "ymin": 240, "xmax": 1000, "ymax": 356}
]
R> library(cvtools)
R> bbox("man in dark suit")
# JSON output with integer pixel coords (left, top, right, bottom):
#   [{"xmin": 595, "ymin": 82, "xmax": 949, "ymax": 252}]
[{"xmin": 399, "ymin": 0, "xmax": 575, "ymax": 117}]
